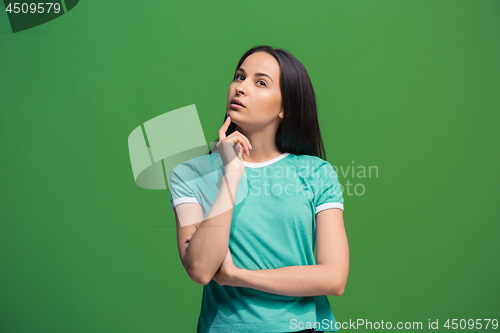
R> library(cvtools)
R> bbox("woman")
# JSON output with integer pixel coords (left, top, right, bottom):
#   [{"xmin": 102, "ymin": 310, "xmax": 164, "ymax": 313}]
[{"xmin": 169, "ymin": 45, "xmax": 349, "ymax": 333}]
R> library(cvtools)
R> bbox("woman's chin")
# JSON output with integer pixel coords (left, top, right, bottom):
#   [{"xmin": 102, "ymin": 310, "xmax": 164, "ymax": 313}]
[{"xmin": 227, "ymin": 109, "xmax": 242, "ymax": 119}]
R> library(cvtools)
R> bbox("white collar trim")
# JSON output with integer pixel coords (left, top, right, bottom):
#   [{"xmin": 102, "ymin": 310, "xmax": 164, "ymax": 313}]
[{"xmin": 243, "ymin": 152, "xmax": 290, "ymax": 168}]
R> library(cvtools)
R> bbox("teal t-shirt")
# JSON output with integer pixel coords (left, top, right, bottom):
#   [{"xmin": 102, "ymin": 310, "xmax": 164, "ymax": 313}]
[{"xmin": 169, "ymin": 151, "xmax": 344, "ymax": 333}]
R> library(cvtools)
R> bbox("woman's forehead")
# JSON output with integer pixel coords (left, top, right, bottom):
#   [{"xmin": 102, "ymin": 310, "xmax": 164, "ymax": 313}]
[{"xmin": 240, "ymin": 52, "xmax": 280, "ymax": 78}]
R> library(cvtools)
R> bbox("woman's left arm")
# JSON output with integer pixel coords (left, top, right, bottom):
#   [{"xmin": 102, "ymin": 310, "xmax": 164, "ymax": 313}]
[{"xmin": 215, "ymin": 208, "xmax": 349, "ymax": 297}]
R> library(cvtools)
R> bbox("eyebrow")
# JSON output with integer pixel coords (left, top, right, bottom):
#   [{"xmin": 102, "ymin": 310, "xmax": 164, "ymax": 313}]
[{"xmin": 236, "ymin": 68, "xmax": 274, "ymax": 82}]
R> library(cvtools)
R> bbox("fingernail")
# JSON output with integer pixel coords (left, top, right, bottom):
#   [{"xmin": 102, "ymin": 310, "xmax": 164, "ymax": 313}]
[
  {"xmin": 186, "ymin": 236, "xmax": 192, "ymax": 241},
  {"xmin": 249, "ymin": 144, "xmax": 253, "ymax": 149}
]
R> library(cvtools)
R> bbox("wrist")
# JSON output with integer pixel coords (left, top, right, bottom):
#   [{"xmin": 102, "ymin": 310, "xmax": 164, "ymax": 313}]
[{"xmin": 229, "ymin": 267, "xmax": 247, "ymax": 288}]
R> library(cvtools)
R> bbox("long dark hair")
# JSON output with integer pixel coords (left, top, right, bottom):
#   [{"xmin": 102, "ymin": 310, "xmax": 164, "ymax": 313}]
[{"xmin": 209, "ymin": 45, "xmax": 327, "ymax": 160}]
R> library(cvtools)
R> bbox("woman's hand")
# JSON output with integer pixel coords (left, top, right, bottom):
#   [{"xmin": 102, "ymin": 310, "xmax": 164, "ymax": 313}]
[
  {"xmin": 213, "ymin": 248, "xmax": 239, "ymax": 286},
  {"xmin": 216, "ymin": 116, "xmax": 252, "ymax": 175}
]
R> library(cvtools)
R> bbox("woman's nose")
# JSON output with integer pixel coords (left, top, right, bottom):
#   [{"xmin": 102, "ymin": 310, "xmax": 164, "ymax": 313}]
[{"xmin": 235, "ymin": 82, "xmax": 246, "ymax": 95}]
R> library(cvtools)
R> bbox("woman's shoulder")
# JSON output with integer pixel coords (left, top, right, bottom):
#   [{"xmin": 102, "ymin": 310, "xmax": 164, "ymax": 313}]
[{"xmin": 170, "ymin": 152, "xmax": 221, "ymax": 179}]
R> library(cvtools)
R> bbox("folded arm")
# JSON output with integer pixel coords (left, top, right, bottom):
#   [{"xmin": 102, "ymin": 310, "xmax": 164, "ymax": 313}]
[
  {"xmin": 227, "ymin": 208, "xmax": 349, "ymax": 297},
  {"xmin": 175, "ymin": 171, "xmax": 243, "ymax": 285}
]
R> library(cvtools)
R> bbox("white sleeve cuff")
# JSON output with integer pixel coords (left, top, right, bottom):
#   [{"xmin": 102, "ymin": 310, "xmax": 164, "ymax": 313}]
[
  {"xmin": 316, "ymin": 202, "xmax": 344, "ymax": 213},
  {"xmin": 171, "ymin": 197, "xmax": 200, "ymax": 211}
]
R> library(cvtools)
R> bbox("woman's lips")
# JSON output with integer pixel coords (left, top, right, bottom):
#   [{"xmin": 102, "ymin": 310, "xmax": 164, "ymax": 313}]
[
  {"xmin": 230, "ymin": 98, "xmax": 245, "ymax": 108},
  {"xmin": 230, "ymin": 103, "xmax": 245, "ymax": 110}
]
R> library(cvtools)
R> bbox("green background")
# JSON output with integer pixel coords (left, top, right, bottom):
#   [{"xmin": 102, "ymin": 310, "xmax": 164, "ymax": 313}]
[{"xmin": 1, "ymin": 0, "xmax": 499, "ymax": 332}]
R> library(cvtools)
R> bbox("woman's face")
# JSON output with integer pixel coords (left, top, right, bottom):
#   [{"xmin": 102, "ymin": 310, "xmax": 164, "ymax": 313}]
[{"xmin": 226, "ymin": 51, "xmax": 283, "ymax": 130}]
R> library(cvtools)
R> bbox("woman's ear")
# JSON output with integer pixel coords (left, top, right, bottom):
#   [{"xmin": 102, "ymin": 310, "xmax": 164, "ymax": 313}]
[{"xmin": 279, "ymin": 109, "xmax": 284, "ymax": 119}]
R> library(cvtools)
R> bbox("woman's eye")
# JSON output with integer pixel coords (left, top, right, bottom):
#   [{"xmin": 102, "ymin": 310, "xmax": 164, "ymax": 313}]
[{"xmin": 234, "ymin": 74, "xmax": 266, "ymax": 86}]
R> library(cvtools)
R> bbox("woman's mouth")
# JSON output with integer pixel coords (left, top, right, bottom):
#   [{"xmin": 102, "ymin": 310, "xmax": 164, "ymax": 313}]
[
  {"xmin": 230, "ymin": 98, "xmax": 245, "ymax": 110},
  {"xmin": 230, "ymin": 103, "xmax": 245, "ymax": 110}
]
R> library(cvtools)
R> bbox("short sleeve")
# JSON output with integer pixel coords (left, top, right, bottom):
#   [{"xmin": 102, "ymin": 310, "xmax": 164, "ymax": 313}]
[
  {"xmin": 313, "ymin": 161, "xmax": 344, "ymax": 213},
  {"xmin": 169, "ymin": 163, "xmax": 200, "ymax": 212}
]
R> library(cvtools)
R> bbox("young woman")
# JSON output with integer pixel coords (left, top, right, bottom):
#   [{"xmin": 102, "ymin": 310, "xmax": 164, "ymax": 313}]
[{"xmin": 169, "ymin": 45, "xmax": 349, "ymax": 333}]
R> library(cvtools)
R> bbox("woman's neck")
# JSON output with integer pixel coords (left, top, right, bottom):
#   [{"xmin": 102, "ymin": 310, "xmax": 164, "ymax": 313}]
[{"xmin": 235, "ymin": 124, "xmax": 282, "ymax": 163}]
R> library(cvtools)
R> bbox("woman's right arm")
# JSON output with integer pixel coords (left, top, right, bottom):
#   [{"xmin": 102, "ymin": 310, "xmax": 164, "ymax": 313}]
[
  {"xmin": 174, "ymin": 115, "xmax": 251, "ymax": 285},
  {"xmin": 174, "ymin": 170, "xmax": 242, "ymax": 285}
]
